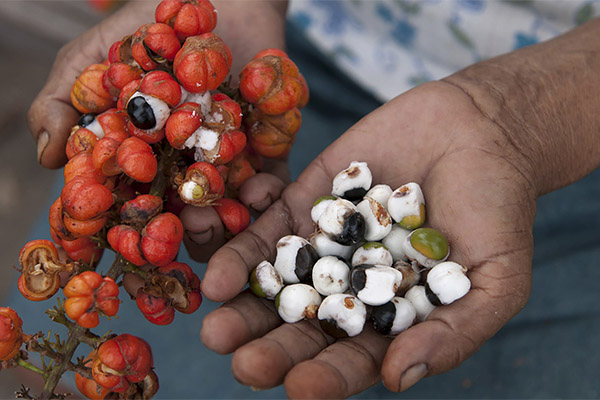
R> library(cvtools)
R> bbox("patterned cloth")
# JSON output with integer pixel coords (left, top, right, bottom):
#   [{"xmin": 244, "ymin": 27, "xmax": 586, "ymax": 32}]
[{"xmin": 288, "ymin": 0, "xmax": 600, "ymax": 102}]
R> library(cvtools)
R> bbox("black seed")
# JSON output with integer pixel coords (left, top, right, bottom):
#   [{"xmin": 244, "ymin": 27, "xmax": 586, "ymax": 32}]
[
  {"xmin": 319, "ymin": 318, "xmax": 349, "ymax": 338},
  {"xmin": 342, "ymin": 187, "xmax": 368, "ymax": 202},
  {"xmin": 336, "ymin": 212, "xmax": 365, "ymax": 245},
  {"xmin": 78, "ymin": 113, "xmax": 96, "ymax": 127},
  {"xmin": 350, "ymin": 265, "xmax": 369, "ymax": 295},
  {"xmin": 425, "ymin": 283, "xmax": 442, "ymax": 306},
  {"xmin": 370, "ymin": 301, "xmax": 396, "ymax": 335},
  {"xmin": 127, "ymin": 96, "xmax": 156, "ymax": 130},
  {"xmin": 294, "ymin": 244, "xmax": 319, "ymax": 283}
]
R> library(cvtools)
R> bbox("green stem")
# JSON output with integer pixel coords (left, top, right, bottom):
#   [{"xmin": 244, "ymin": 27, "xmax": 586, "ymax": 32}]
[
  {"xmin": 16, "ymin": 358, "xmax": 45, "ymax": 375},
  {"xmin": 40, "ymin": 325, "xmax": 85, "ymax": 400}
]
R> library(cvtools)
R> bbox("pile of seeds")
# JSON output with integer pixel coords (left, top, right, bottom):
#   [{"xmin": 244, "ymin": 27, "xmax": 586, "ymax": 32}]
[{"xmin": 249, "ymin": 161, "xmax": 471, "ymax": 337}]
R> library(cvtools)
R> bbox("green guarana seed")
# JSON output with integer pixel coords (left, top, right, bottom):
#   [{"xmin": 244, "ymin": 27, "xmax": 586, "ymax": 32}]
[{"xmin": 409, "ymin": 228, "xmax": 449, "ymax": 260}]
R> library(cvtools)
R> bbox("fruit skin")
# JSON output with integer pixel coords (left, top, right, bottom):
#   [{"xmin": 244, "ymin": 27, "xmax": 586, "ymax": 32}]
[
  {"xmin": 165, "ymin": 102, "xmax": 203, "ymax": 149},
  {"xmin": 120, "ymin": 194, "xmax": 164, "ymax": 227},
  {"xmin": 135, "ymin": 289, "xmax": 175, "ymax": 325},
  {"xmin": 239, "ymin": 54, "xmax": 303, "ymax": 115},
  {"xmin": 92, "ymin": 334, "xmax": 153, "ymax": 393},
  {"xmin": 61, "ymin": 176, "xmax": 114, "ymax": 222},
  {"xmin": 75, "ymin": 352, "xmax": 111, "ymax": 400},
  {"xmin": 0, "ymin": 307, "xmax": 24, "ymax": 361},
  {"xmin": 131, "ymin": 23, "xmax": 181, "ymax": 71},
  {"xmin": 66, "ymin": 126, "xmax": 98, "ymax": 160},
  {"xmin": 213, "ymin": 198, "xmax": 251, "ymax": 235},
  {"xmin": 177, "ymin": 161, "xmax": 225, "ymax": 206},
  {"xmin": 107, "ymin": 225, "xmax": 146, "ymax": 266},
  {"xmin": 155, "ymin": 0, "xmax": 217, "ymax": 41},
  {"xmin": 60, "ymin": 236, "xmax": 104, "ymax": 266},
  {"xmin": 71, "ymin": 63, "xmax": 115, "ymax": 114},
  {"xmin": 156, "ymin": 262, "xmax": 202, "ymax": 314},
  {"xmin": 173, "ymin": 32, "xmax": 232, "ymax": 93},
  {"xmin": 64, "ymin": 271, "xmax": 120, "ymax": 329},
  {"xmin": 141, "ymin": 212, "xmax": 184, "ymax": 266},
  {"xmin": 102, "ymin": 61, "xmax": 144, "ymax": 98}
]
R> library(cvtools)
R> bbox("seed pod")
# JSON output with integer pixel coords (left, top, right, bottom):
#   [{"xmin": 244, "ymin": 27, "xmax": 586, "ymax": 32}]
[
  {"xmin": 225, "ymin": 152, "xmax": 257, "ymax": 190},
  {"xmin": 66, "ymin": 126, "xmax": 98, "ymax": 160},
  {"xmin": 75, "ymin": 352, "xmax": 111, "ymax": 400},
  {"xmin": 402, "ymin": 227, "xmax": 450, "ymax": 269},
  {"xmin": 387, "ymin": 182, "xmax": 426, "ymax": 230},
  {"xmin": 239, "ymin": 54, "xmax": 303, "ymax": 115},
  {"xmin": 244, "ymin": 107, "xmax": 302, "ymax": 159},
  {"xmin": 102, "ymin": 61, "xmax": 144, "ymax": 98},
  {"xmin": 392, "ymin": 260, "xmax": 421, "ymax": 296},
  {"xmin": 154, "ymin": 261, "xmax": 202, "ymax": 314},
  {"xmin": 62, "ymin": 213, "xmax": 108, "ymax": 239},
  {"xmin": 205, "ymin": 93, "xmax": 243, "ymax": 133},
  {"xmin": 370, "ymin": 297, "xmax": 416, "ymax": 336},
  {"xmin": 317, "ymin": 198, "xmax": 365, "ymax": 246},
  {"xmin": 165, "ymin": 102, "xmax": 203, "ymax": 149},
  {"xmin": 349, "ymin": 264, "xmax": 403, "ymax": 306},
  {"xmin": 356, "ymin": 196, "xmax": 392, "ymax": 241},
  {"xmin": 92, "ymin": 334, "xmax": 153, "ymax": 392},
  {"xmin": 71, "ymin": 63, "xmax": 114, "ymax": 114},
  {"xmin": 155, "ymin": 0, "xmax": 217, "ymax": 41},
  {"xmin": 213, "ymin": 198, "xmax": 251, "ymax": 236},
  {"xmin": 136, "ymin": 289, "xmax": 175, "ymax": 325},
  {"xmin": 273, "ymin": 235, "xmax": 320, "ymax": 284},
  {"xmin": 61, "ymin": 236, "xmax": 104, "ymax": 266},
  {"xmin": 64, "ymin": 152, "xmax": 107, "ymax": 184},
  {"xmin": 18, "ymin": 240, "xmax": 74, "ymax": 301},
  {"xmin": 310, "ymin": 195, "xmax": 336, "ymax": 225},
  {"xmin": 297, "ymin": 73, "xmax": 310, "ymax": 109},
  {"xmin": 177, "ymin": 161, "xmax": 224, "ymax": 206},
  {"xmin": 0, "ymin": 307, "xmax": 24, "ymax": 361},
  {"xmin": 381, "ymin": 224, "xmax": 411, "ymax": 262},
  {"xmin": 311, "ymin": 256, "xmax": 350, "ymax": 296},
  {"xmin": 351, "ymin": 242, "xmax": 393, "ymax": 267},
  {"xmin": 61, "ymin": 176, "xmax": 114, "ymax": 221},
  {"xmin": 365, "ymin": 184, "xmax": 393, "ymax": 208},
  {"xmin": 173, "ymin": 33, "xmax": 232, "ymax": 93},
  {"xmin": 127, "ymin": 92, "xmax": 171, "ymax": 134},
  {"xmin": 425, "ymin": 261, "xmax": 470, "ymax": 305},
  {"xmin": 331, "ymin": 161, "xmax": 372, "ymax": 202},
  {"xmin": 131, "ymin": 23, "xmax": 181, "ymax": 71},
  {"xmin": 120, "ymin": 194, "xmax": 164, "ymax": 227},
  {"xmin": 318, "ymin": 294, "xmax": 366, "ymax": 338},
  {"xmin": 275, "ymin": 283, "xmax": 321, "ymax": 324},
  {"xmin": 117, "ymin": 137, "xmax": 158, "ymax": 183},
  {"xmin": 63, "ymin": 271, "xmax": 120, "ymax": 329},
  {"xmin": 309, "ymin": 231, "xmax": 354, "ymax": 260},
  {"xmin": 249, "ymin": 260, "xmax": 284, "ymax": 300},
  {"xmin": 141, "ymin": 212, "xmax": 184, "ymax": 267},
  {"xmin": 404, "ymin": 285, "xmax": 436, "ymax": 322},
  {"xmin": 107, "ymin": 225, "xmax": 146, "ymax": 266}
]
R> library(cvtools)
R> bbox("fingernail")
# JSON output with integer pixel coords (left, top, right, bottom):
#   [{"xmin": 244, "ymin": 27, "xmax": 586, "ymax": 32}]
[
  {"xmin": 249, "ymin": 194, "xmax": 272, "ymax": 213},
  {"xmin": 399, "ymin": 363, "xmax": 428, "ymax": 392},
  {"xmin": 185, "ymin": 228, "xmax": 213, "ymax": 246},
  {"xmin": 37, "ymin": 130, "xmax": 49, "ymax": 164}
]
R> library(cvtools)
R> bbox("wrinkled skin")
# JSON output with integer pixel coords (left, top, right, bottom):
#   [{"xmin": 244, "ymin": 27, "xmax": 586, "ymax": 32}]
[
  {"xmin": 27, "ymin": 0, "xmax": 288, "ymax": 261},
  {"xmin": 199, "ymin": 81, "xmax": 538, "ymax": 396}
]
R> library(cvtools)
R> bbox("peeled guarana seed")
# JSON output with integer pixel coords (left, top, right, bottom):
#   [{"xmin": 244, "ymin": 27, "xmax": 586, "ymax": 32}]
[
  {"xmin": 365, "ymin": 184, "xmax": 393, "ymax": 208},
  {"xmin": 312, "ymin": 256, "xmax": 351, "ymax": 296},
  {"xmin": 318, "ymin": 198, "xmax": 365, "ymax": 246},
  {"xmin": 351, "ymin": 242, "xmax": 393, "ymax": 267},
  {"xmin": 350, "ymin": 264, "xmax": 403, "ymax": 306},
  {"xmin": 382, "ymin": 224, "xmax": 411, "ymax": 262},
  {"xmin": 387, "ymin": 182, "xmax": 426, "ymax": 230},
  {"xmin": 392, "ymin": 260, "xmax": 421, "ymax": 296},
  {"xmin": 273, "ymin": 235, "xmax": 320, "ymax": 284},
  {"xmin": 425, "ymin": 261, "xmax": 470, "ymax": 305},
  {"xmin": 402, "ymin": 227, "xmax": 450, "ymax": 269},
  {"xmin": 249, "ymin": 261, "xmax": 284, "ymax": 300},
  {"xmin": 404, "ymin": 285, "xmax": 436, "ymax": 321},
  {"xmin": 311, "ymin": 195, "xmax": 336, "ymax": 225},
  {"xmin": 318, "ymin": 293, "xmax": 367, "ymax": 338},
  {"xmin": 356, "ymin": 196, "xmax": 392, "ymax": 242},
  {"xmin": 331, "ymin": 161, "xmax": 373, "ymax": 201},
  {"xmin": 275, "ymin": 283, "xmax": 322, "ymax": 323},
  {"xmin": 370, "ymin": 297, "xmax": 417, "ymax": 336},
  {"xmin": 309, "ymin": 231, "xmax": 354, "ymax": 260}
]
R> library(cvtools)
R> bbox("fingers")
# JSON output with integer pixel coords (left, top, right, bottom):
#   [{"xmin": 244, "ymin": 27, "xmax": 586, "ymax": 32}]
[
  {"xmin": 238, "ymin": 172, "xmax": 286, "ymax": 214},
  {"xmin": 200, "ymin": 290, "xmax": 283, "ymax": 354},
  {"xmin": 180, "ymin": 205, "xmax": 225, "ymax": 263},
  {"xmin": 201, "ymin": 199, "xmax": 296, "ymax": 302}
]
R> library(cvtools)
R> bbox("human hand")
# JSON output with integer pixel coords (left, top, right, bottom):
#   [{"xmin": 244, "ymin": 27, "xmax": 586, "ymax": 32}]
[
  {"xmin": 26, "ymin": 0, "xmax": 290, "ymax": 262},
  {"xmin": 199, "ymin": 80, "xmax": 539, "ymax": 397}
]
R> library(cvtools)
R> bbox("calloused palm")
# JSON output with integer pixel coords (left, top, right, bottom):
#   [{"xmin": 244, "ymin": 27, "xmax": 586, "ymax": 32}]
[
  {"xmin": 26, "ymin": 0, "xmax": 290, "ymax": 261},
  {"xmin": 199, "ymin": 81, "xmax": 538, "ymax": 397}
]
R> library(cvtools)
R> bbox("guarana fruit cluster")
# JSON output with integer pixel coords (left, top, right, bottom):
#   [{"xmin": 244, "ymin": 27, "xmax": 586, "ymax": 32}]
[
  {"xmin": 249, "ymin": 161, "xmax": 471, "ymax": 338},
  {"xmin": 1, "ymin": 0, "xmax": 308, "ymax": 398}
]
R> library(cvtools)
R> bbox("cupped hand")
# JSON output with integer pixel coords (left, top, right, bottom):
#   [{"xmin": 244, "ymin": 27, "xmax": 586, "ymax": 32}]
[
  {"xmin": 26, "ymin": 0, "xmax": 290, "ymax": 262},
  {"xmin": 199, "ymin": 80, "xmax": 539, "ymax": 397}
]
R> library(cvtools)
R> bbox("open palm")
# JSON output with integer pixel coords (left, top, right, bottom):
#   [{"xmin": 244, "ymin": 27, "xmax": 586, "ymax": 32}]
[{"xmin": 199, "ymin": 80, "xmax": 538, "ymax": 397}]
